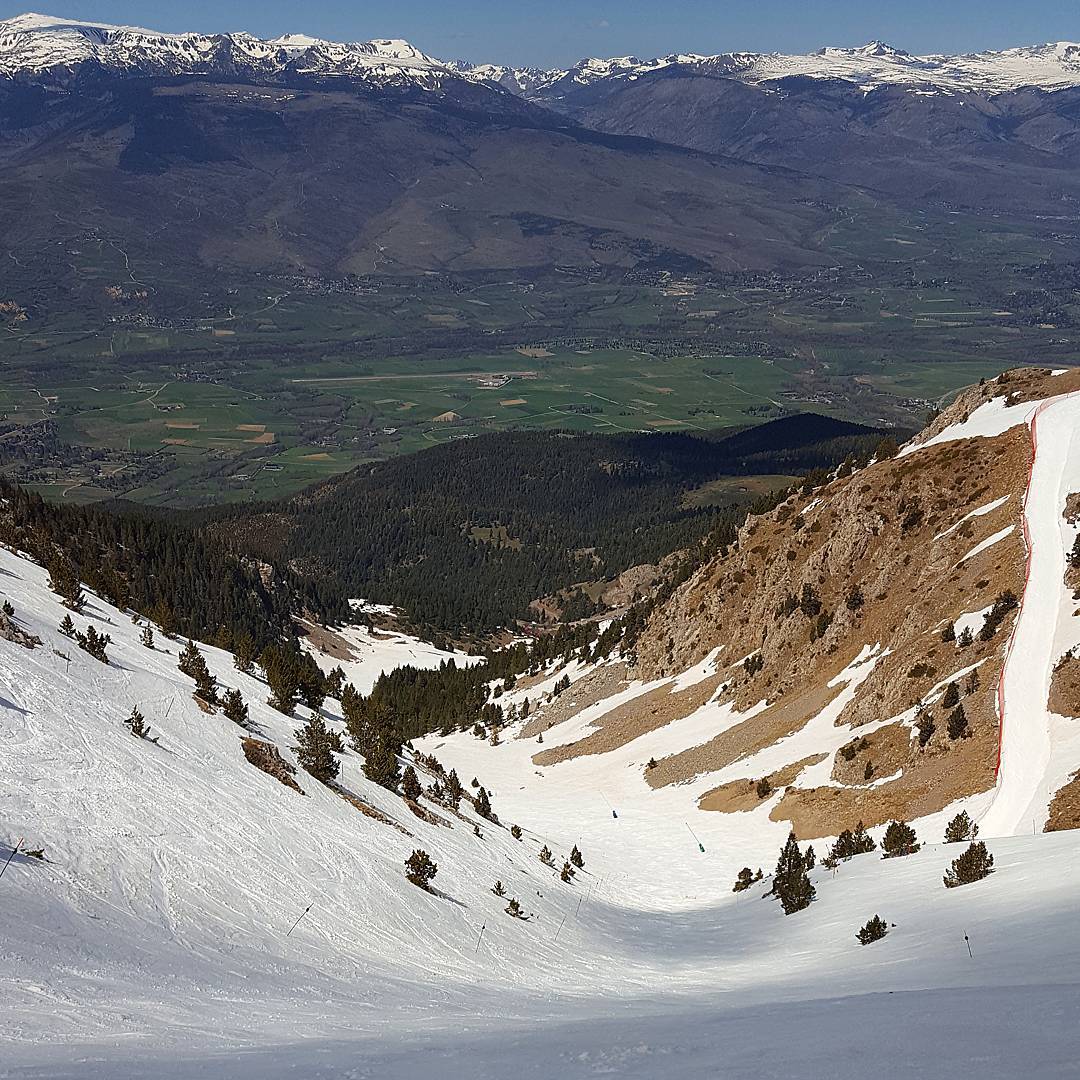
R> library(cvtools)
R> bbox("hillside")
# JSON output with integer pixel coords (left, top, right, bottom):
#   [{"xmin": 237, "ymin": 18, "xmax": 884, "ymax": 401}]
[
  {"xmin": 3, "ymin": 502, "xmax": 1080, "ymax": 1077},
  {"xmin": 457, "ymin": 367, "xmax": 1080, "ymax": 857},
  {"xmin": 208, "ymin": 415, "xmax": 886, "ymax": 634}
]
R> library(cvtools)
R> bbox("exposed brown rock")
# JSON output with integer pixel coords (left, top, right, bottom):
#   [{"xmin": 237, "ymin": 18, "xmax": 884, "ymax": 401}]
[
  {"xmin": 1046, "ymin": 769, "xmax": 1080, "ymax": 832},
  {"xmin": 1049, "ymin": 654, "xmax": 1080, "ymax": 718},
  {"xmin": 533, "ymin": 672, "xmax": 723, "ymax": 766},
  {"xmin": 647, "ymin": 678, "xmax": 845, "ymax": 789},
  {"xmin": 697, "ymin": 754, "xmax": 828, "ymax": 812},
  {"xmin": 241, "ymin": 737, "xmax": 303, "ymax": 794},
  {"xmin": 520, "ymin": 663, "xmax": 628, "ymax": 739}
]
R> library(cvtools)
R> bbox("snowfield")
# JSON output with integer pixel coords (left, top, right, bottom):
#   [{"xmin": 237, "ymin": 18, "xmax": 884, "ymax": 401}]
[{"xmin": 2, "ymin": 537, "xmax": 1080, "ymax": 1077}]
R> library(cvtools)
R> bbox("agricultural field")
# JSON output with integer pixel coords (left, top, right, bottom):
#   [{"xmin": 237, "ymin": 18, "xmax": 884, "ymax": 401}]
[{"xmin": 0, "ymin": 239, "xmax": 1075, "ymax": 506}]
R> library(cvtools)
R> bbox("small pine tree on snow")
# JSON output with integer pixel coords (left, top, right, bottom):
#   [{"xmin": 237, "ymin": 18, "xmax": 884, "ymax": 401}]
[
  {"xmin": 444, "ymin": 769, "xmax": 463, "ymax": 809},
  {"xmin": 510, "ymin": 824, "xmax": 522, "ymax": 841},
  {"xmin": 233, "ymin": 632, "xmax": 256, "ymax": 674},
  {"xmin": 402, "ymin": 765, "xmax": 422, "ymax": 802},
  {"xmin": 474, "ymin": 785, "xmax": 492, "ymax": 820},
  {"xmin": 804, "ymin": 844, "xmax": 816, "ymax": 870},
  {"xmin": 140, "ymin": 624, "xmax": 154, "ymax": 650},
  {"xmin": 492, "ymin": 880, "xmax": 506, "ymax": 897},
  {"xmin": 405, "ymin": 849, "xmax": 437, "ymax": 890},
  {"xmin": 178, "ymin": 640, "xmax": 204, "ymax": 678},
  {"xmin": 881, "ymin": 820, "xmax": 920, "ymax": 858},
  {"xmin": 957, "ymin": 626, "xmax": 974, "ymax": 648},
  {"xmin": 570, "ymin": 844, "xmax": 584, "ymax": 869},
  {"xmin": 829, "ymin": 821, "xmax": 876, "ymax": 861},
  {"xmin": 539, "ymin": 844, "xmax": 555, "ymax": 867},
  {"xmin": 76, "ymin": 625, "xmax": 110, "ymax": 664},
  {"xmin": 560, "ymin": 861, "xmax": 575, "ymax": 883},
  {"xmin": 362, "ymin": 732, "xmax": 401, "ymax": 790},
  {"xmin": 474, "ymin": 824, "xmax": 483, "ymax": 838},
  {"xmin": 221, "ymin": 688, "xmax": 249, "ymax": 728},
  {"xmin": 772, "ymin": 831, "xmax": 816, "ymax": 914},
  {"xmin": 941, "ymin": 682, "xmax": 960, "ymax": 709},
  {"xmin": 947, "ymin": 703, "xmax": 969, "ymax": 740},
  {"xmin": 294, "ymin": 715, "xmax": 340, "ymax": 784},
  {"xmin": 1, "ymin": 600, "xmax": 13, "ymax": 617},
  {"xmin": 58, "ymin": 614, "xmax": 75, "ymax": 637},
  {"xmin": 48, "ymin": 558, "xmax": 84, "ymax": 612},
  {"xmin": 647, "ymin": 757, "xmax": 658, "ymax": 770},
  {"xmin": 733, "ymin": 867, "xmax": 763, "ymax": 893},
  {"xmin": 470, "ymin": 777, "xmax": 479, "ymax": 788},
  {"xmin": 194, "ymin": 667, "xmax": 219, "ymax": 706},
  {"xmin": 944, "ymin": 811, "xmax": 978, "ymax": 844},
  {"xmin": 943, "ymin": 841, "xmax": 994, "ymax": 888},
  {"xmin": 125, "ymin": 707, "xmax": 151, "ymax": 740},
  {"xmin": 857, "ymin": 915, "xmax": 889, "ymax": 945},
  {"xmin": 505, "ymin": 898, "xmax": 523, "ymax": 918}
]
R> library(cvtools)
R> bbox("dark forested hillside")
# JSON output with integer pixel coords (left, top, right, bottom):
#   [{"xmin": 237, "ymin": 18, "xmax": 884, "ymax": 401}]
[
  {"xmin": 209, "ymin": 415, "xmax": 889, "ymax": 635},
  {"xmin": 0, "ymin": 480, "xmax": 326, "ymax": 649}
]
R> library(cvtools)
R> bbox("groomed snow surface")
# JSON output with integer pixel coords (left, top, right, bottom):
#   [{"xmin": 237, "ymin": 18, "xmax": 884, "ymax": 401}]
[{"xmin": 2, "ymin": 544, "xmax": 1080, "ymax": 1077}]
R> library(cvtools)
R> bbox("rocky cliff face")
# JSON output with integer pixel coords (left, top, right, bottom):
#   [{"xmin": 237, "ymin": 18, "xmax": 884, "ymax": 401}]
[{"xmin": 522, "ymin": 367, "xmax": 1080, "ymax": 838}]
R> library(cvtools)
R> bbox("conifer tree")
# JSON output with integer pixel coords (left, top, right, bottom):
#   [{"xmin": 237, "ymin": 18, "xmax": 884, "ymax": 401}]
[
  {"xmin": 560, "ymin": 861, "xmax": 575, "ymax": 883},
  {"xmin": 857, "ymin": 915, "xmax": 889, "ymax": 945},
  {"xmin": 947, "ymin": 703, "xmax": 969, "ymax": 740},
  {"xmin": 294, "ymin": 714, "xmax": 340, "ymax": 784},
  {"xmin": 474, "ymin": 785, "xmax": 492, "ymax": 820},
  {"xmin": 48, "ymin": 557, "xmax": 84, "ymax": 612},
  {"xmin": 881, "ymin": 820, "xmax": 920, "ymax": 858},
  {"xmin": 58, "ymin": 613, "xmax": 75, "ymax": 637},
  {"xmin": 941, "ymin": 682, "xmax": 960, "ymax": 709},
  {"xmin": 772, "ymin": 831, "xmax": 816, "ymax": 914},
  {"xmin": 510, "ymin": 824, "xmax": 522, "ymax": 841},
  {"xmin": 178, "ymin": 640, "xmax": 204, "ymax": 678},
  {"xmin": 539, "ymin": 844, "xmax": 555, "ymax": 867},
  {"xmin": 362, "ymin": 731, "xmax": 401, "ymax": 790},
  {"xmin": 505, "ymin": 898, "xmax": 523, "ymax": 918},
  {"xmin": 261, "ymin": 646, "xmax": 300, "ymax": 715},
  {"xmin": 194, "ymin": 667, "xmax": 219, "ymax": 706},
  {"xmin": 917, "ymin": 709, "xmax": 936, "ymax": 747},
  {"xmin": 222, "ymin": 688, "xmax": 249, "ymax": 727},
  {"xmin": 570, "ymin": 844, "xmax": 584, "ymax": 869},
  {"xmin": 140, "ymin": 624, "xmax": 154, "ymax": 650},
  {"xmin": 804, "ymin": 844, "xmax": 816, "ymax": 870},
  {"xmin": 125, "ymin": 707, "xmax": 151, "ymax": 739},
  {"xmin": 943, "ymin": 841, "xmax": 994, "ymax": 888},
  {"xmin": 444, "ymin": 769, "xmax": 463, "ymax": 810},
  {"xmin": 944, "ymin": 811, "xmax": 978, "ymax": 844},
  {"xmin": 405, "ymin": 849, "xmax": 437, "ymax": 890},
  {"xmin": 402, "ymin": 765, "xmax": 422, "ymax": 802},
  {"xmin": 76, "ymin": 625, "xmax": 110, "ymax": 664},
  {"xmin": 492, "ymin": 880, "xmax": 506, "ymax": 897},
  {"xmin": 233, "ymin": 632, "xmax": 257, "ymax": 674},
  {"xmin": 733, "ymin": 867, "xmax": 763, "ymax": 892}
]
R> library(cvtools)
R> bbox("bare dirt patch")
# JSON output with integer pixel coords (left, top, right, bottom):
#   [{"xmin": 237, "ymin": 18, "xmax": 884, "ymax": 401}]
[
  {"xmin": 533, "ymin": 673, "xmax": 723, "ymax": 766},
  {"xmin": 334, "ymin": 785, "xmax": 412, "ymax": 834},
  {"xmin": 432, "ymin": 411, "xmax": 461, "ymax": 423},
  {"xmin": 297, "ymin": 620, "xmax": 357, "ymax": 662},
  {"xmin": 1046, "ymin": 768, "xmax": 1080, "ymax": 832},
  {"xmin": 516, "ymin": 346, "xmax": 553, "ymax": 358},
  {"xmin": 1050, "ymin": 654, "xmax": 1080, "ymax": 718},
  {"xmin": 500, "ymin": 398, "xmax": 527, "ymax": 406},
  {"xmin": 698, "ymin": 754, "xmax": 828, "ymax": 812},
  {"xmin": 236, "ymin": 424, "xmax": 266, "ymax": 432},
  {"xmin": 242, "ymin": 738, "xmax": 302, "ymax": 794},
  {"xmin": 520, "ymin": 663, "xmax": 628, "ymax": 739},
  {"xmin": 245, "ymin": 431, "xmax": 275, "ymax": 444},
  {"xmin": 648, "ymin": 679, "xmax": 844, "ymax": 789},
  {"xmin": 165, "ymin": 420, "xmax": 201, "ymax": 430}
]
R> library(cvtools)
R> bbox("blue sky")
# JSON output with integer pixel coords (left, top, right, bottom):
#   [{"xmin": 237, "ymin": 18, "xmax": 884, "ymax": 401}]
[{"xmin": 8, "ymin": 1, "xmax": 1080, "ymax": 66}]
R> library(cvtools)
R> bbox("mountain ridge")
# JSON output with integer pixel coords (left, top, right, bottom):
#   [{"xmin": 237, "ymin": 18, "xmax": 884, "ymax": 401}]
[{"xmin": 5, "ymin": 13, "xmax": 1080, "ymax": 97}]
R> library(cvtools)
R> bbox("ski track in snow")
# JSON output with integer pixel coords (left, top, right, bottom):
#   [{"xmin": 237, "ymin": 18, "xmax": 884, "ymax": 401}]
[{"xmin": 980, "ymin": 391, "xmax": 1080, "ymax": 836}]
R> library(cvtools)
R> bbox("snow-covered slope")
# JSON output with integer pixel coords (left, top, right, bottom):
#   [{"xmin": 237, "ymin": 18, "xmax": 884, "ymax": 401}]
[
  {"xmin": 4, "ymin": 14, "xmax": 1080, "ymax": 96},
  {"xmin": 3, "ymin": 539, "xmax": 1080, "ymax": 1076}
]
